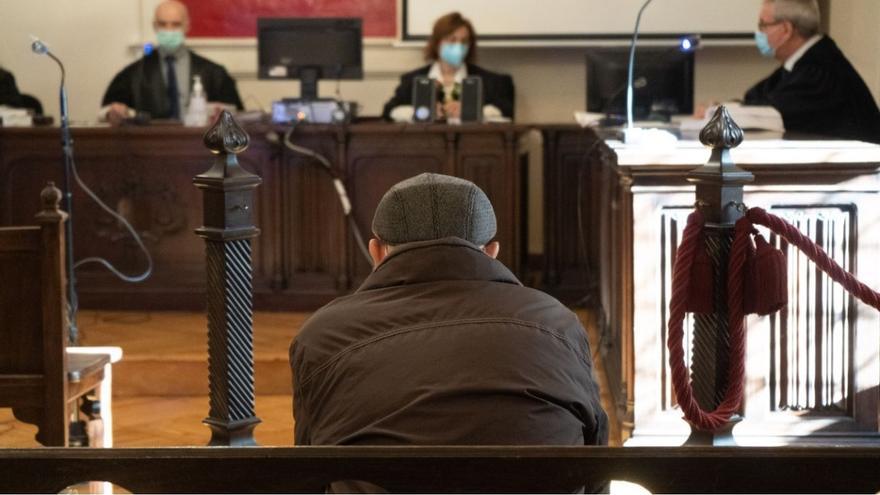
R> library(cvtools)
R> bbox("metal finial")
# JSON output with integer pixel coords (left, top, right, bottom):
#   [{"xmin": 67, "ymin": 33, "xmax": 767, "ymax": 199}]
[
  {"xmin": 40, "ymin": 182, "xmax": 62, "ymax": 212},
  {"xmin": 203, "ymin": 110, "xmax": 249, "ymax": 155},
  {"xmin": 699, "ymin": 105, "xmax": 744, "ymax": 150}
]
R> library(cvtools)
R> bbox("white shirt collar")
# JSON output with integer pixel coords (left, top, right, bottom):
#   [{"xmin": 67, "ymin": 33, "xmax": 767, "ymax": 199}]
[
  {"xmin": 784, "ymin": 34, "xmax": 822, "ymax": 72},
  {"xmin": 427, "ymin": 61, "xmax": 467, "ymax": 84}
]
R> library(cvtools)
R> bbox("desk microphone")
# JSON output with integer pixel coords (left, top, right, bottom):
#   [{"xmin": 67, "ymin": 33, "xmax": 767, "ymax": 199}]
[
  {"xmin": 601, "ymin": 76, "xmax": 646, "ymax": 127},
  {"xmin": 626, "ymin": 0, "xmax": 654, "ymax": 131},
  {"xmin": 30, "ymin": 35, "xmax": 154, "ymax": 344},
  {"xmin": 31, "ymin": 35, "xmax": 79, "ymax": 342},
  {"xmin": 623, "ymin": 0, "xmax": 678, "ymax": 146}
]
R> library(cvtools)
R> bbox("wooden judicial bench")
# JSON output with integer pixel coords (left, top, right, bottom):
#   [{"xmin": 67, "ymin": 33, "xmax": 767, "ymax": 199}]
[{"xmin": 0, "ymin": 123, "xmax": 530, "ymax": 310}]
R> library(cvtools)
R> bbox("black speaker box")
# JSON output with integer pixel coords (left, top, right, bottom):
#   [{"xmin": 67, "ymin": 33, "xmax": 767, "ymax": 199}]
[
  {"xmin": 460, "ymin": 76, "xmax": 483, "ymax": 123},
  {"xmin": 412, "ymin": 76, "xmax": 437, "ymax": 122}
]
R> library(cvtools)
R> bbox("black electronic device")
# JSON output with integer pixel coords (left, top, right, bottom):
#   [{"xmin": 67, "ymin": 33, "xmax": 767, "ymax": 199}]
[
  {"xmin": 257, "ymin": 18, "xmax": 363, "ymax": 101},
  {"xmin": 586, "ymin": 47, "xmax": 694, "ymax": 124},
  {"xmin": 412, "ymin": 76, "xmax": 437, "ymax": 122},
  {"xmin": 271, "ymin": 98, "xmax": 356, "ymax": 124},
  {"xmin": 460, "ymin": 76, "xmax": 483, "ymax": 123}
]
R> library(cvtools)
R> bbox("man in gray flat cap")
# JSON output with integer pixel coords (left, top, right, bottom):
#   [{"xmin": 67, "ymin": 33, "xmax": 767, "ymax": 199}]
[{"xmin": 290, "ymin": 174, "xmax": 607, "ymax": 479}]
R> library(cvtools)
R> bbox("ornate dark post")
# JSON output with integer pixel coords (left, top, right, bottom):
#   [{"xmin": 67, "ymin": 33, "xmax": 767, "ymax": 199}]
[
  {"xmin": 194, "ymin": 111, "xmax": 262, "ymax": 446},
  {"xmin": 684, "ymin": 106, "xmax": 753, "ymax": 445}
]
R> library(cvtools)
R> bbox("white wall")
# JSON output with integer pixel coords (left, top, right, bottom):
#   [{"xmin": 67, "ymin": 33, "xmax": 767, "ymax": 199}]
[
  {"xmin": 0, "ymin": 0, "xmax": 871, "ymax": 124},
  {"xmin": 827, "ymin": 0, "xmax": 880, "ymax": 102},
  {"xmin": 0, "ymin": 0, "xmax": 144, "ymax": 123}
]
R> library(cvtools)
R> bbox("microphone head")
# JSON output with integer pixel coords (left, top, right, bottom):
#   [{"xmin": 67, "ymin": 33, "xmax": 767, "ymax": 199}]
[{"xmin": 30, "ymin": 35, "xmax": 49, "ymax": 55}]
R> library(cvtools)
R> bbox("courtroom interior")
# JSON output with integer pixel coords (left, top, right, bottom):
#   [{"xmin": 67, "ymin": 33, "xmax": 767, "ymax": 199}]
[{"xmin": 2, "ymin": 0, "xmax": 880, "ymax": 493}]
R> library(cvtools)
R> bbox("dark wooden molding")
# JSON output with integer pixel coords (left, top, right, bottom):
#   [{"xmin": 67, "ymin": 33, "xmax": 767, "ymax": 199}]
[{"xmin": 0, "ymin": 446, "xmax": 879, "ymax": 494}]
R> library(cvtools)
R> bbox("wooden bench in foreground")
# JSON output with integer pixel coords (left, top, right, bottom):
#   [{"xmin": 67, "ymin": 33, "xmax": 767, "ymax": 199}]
[{"xmin": 1, "ymin": 445, "xmax": 879, "ymax": 493}]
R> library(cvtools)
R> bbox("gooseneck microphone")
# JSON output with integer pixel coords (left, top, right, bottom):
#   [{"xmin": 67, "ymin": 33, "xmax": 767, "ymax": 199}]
[
  {"xmin": 31, "ymin": 35, "xmax": 79, "ymax": 343},
  {"xmin": 30, "ymin": 36, "xmax": 154, "ymax": 345},
  {"xmin": 603, "ymin": 77, "xmax": 647, "ymax": 125},
  {"xmin": 626, "ymin": 0, "xmax": 655, "ymax": 130}
]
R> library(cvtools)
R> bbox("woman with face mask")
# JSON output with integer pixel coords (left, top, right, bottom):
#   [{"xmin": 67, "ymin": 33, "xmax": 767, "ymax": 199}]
[{"xmin": 382, "ymin": 12, "xmax": 515, "ymax": 122}]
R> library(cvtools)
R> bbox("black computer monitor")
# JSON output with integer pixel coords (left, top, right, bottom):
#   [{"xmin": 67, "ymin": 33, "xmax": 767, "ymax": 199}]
[
  {"xmin": 586, "ymin": 47, "xmax": 694, "ymax": 124},
  {"xmin": 257, "ymin": 18, "xmax": 363, "ymax": 101}
]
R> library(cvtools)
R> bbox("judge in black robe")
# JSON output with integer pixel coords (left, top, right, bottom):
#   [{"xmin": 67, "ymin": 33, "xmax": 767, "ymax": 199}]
[
  {"xmin": 745, "ymin": 2, "xmax": 880, "ymax": 143},
  {"xmin": 101, "ymin": 50, "xmax": 242, "ymax": 120}
]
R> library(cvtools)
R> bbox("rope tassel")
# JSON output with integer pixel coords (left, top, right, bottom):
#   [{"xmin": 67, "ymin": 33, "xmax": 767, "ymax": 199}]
[
  {"xmin": 744, "ymin": 231, "xmax": 787, "ymax": 316},
  {"xmin": 667, "ymin": 205, "xmax": 880, "ymax": 432}
]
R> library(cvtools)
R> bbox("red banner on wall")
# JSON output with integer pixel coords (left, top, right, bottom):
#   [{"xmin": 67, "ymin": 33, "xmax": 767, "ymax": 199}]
[{"xmin": 180, "ymin": 0, "xmax": 396, "ymax": 38}]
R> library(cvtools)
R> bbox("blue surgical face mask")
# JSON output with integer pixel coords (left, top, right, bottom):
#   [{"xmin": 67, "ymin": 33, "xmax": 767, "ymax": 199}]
[
  {"xmin": 439, "ymin": 42, "xmax": 468, "ymax": 68},
  {"xmin": 156, "ymin": 29, "xmax": 185, "ymax": 51},
  {"xmin": 754, "ymin": 31, "xmax": 775, "ymax": 58}
]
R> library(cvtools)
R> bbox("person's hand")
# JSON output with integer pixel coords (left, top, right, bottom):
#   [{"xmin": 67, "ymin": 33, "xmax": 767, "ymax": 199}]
[
  {"xmin": 443, "ymin": 100, "xmax": 461, "ymax": 119},
  {"xmin": 106, "ymin": 102, "xmax": 131, "ymax": 126}
]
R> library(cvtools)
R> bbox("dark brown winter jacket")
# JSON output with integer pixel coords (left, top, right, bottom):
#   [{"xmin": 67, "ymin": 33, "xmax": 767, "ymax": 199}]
[{"xmin": 290, "ymin": 237, "xmax": 608, "ymax": 448}]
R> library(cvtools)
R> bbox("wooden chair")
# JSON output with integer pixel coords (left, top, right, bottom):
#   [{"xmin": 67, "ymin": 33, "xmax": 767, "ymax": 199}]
[{"xmin": 0, "ymin": 182, "xmax": 119, "ymax": 446}]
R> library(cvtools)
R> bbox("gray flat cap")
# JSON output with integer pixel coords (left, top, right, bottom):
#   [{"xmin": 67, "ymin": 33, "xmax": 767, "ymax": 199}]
[{"xmin": 372, "ymin": 173, "xmax": 497, "ymax": 245}]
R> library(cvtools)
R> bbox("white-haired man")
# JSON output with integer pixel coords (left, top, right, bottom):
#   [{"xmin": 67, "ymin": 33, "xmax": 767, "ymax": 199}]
[{"xmin": 746, "ymin": 0, "xmax": 880, "ymax": 142}]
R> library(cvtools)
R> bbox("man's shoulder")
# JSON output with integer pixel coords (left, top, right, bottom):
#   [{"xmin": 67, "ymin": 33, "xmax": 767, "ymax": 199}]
[
  {"xmin": 799, "ymin": 36, "xmax": 846, "ymax": 68},
  {"xmin": 189, "ymin": 50, "xmax": 229, "ymax": 73},
  {"xmin": 112, "ymin": 53, "xmax": 154, "ymax": 77}
]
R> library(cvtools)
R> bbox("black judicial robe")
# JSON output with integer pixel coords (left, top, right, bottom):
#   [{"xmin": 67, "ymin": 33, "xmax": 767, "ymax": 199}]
[
  {"xmin": 0, "ymin": 67, "xmax": 24, "ymax": 108},
  {"xmin": 382, "ymin": 63, "xmax": 515, "ymax": 120},
  {"xmin": 101, "ymin": 50, "xmax": 243, "ymax": 119},
  {"xmin": 744, "ymin": 36, "xmax": 880, "ymax": 143}
]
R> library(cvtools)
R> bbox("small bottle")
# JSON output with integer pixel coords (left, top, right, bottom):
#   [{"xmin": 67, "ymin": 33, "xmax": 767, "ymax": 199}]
[{"xmin": 184, "ymin": 75, "xmax": 207, "ymax": 127}]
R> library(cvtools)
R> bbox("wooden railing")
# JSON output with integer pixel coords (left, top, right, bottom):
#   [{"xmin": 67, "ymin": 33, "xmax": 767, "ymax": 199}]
[{"xmin": 1, "ymin": 445, "xmax": 879, "ymax": 493}]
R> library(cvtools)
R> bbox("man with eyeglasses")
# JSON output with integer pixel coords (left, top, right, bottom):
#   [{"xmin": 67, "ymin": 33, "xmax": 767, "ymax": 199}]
[{"xmin": 744, "ymin": 0, "xmax": 880, "ymax": 143}]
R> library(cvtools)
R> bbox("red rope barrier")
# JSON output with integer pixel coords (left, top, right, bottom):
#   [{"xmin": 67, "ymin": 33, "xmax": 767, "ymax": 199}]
[
  {"xmin": 667, "ymin": 205, "xmax": 880, "ymax": 432},
  {"xmin": 667, "ymin": 210, "xmax": 747, "ymax": 431},
  {"xmin": 747, "ymin": 207, "xmax": 880, "ymax": 311}
]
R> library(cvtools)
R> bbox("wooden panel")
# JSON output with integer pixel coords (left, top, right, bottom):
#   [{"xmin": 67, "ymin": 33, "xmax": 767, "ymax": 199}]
[
  {"xmin": 622, "ymin": 170, "xmax": 880, "ymax": 442},
  {"xmin": 0, "ymin": 124, "xmax": 527, "ymax": 311},
  {"xmin": 0, "ymin": 240, "xmax": 42, "ymax": 375},
  {"xmin": 540, "ymin": 126, "xmax": 609, "ymax": 303},
  {"xmin": 768, "ymin": 206, "xmax": 856, "ymax": 415}
]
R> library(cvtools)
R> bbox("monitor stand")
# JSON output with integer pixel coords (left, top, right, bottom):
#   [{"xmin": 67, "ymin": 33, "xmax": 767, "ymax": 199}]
[{"xmin": 299, "ymin": 67, "xmax": 320, "ymax": 101}]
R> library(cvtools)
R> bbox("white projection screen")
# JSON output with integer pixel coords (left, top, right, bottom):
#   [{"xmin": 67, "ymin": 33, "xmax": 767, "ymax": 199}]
[{"xmin": 403, "ymin": 0, "xmax": 764, "ymax": 43}]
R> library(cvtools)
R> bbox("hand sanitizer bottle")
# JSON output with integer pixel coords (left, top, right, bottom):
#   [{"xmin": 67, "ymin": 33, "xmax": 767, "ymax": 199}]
[{"xmin": 184, "ymin": 75, "xmax": 207, "ymax": 127}]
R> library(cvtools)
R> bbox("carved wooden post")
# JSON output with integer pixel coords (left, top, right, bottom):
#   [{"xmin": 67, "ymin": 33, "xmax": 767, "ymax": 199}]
[
  {"xmin": 35, "ymin": 182, "xmax": 70, "ymax": 446},
  {"xmin": 684, "ymin": 106, "xmax": 753, "ymax": 445},
  {"xmin": 194, "ymin": 111, "xmax": 262, "ymax": 446}
]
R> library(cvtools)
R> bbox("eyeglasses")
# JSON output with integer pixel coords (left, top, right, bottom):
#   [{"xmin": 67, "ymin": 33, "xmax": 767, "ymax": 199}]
[{"xmin": 757, "ymin": 19, "xmax": 784, "ymax": 30}]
